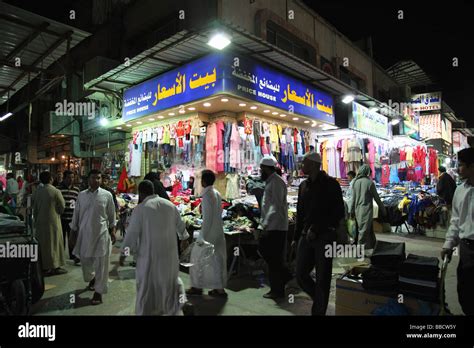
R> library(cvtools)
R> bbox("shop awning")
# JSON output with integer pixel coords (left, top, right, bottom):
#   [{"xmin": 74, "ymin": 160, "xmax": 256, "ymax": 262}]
[
  {"xmin": 84, "ymin": 20, "xmax": 398, "ymax": 118},
  {"xmin": 386, "ymin": 60, "xmax": 435, "ymax": 87},
  {"xmin": 0, "ymin": 2, "xmax": 90, "ymax": 106}
]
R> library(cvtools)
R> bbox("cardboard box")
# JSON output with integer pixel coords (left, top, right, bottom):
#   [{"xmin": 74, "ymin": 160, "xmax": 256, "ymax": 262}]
[
  {"xmin": 335, "ymin": 276, "xmax": 440, "ymax": 316},
  {"xmin": 373, "ymin": 221, "xmax": 391, "ymax": 234}
]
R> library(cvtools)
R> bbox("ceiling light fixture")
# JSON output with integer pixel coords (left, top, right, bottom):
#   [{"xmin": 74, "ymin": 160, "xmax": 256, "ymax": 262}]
[
  {"xmin": 207, "ymin": 32, "xmax": 231, "ymax": 50},
  {"xmin": 342, "ymin": 95, "xmax": 355, "ymax": 104}
]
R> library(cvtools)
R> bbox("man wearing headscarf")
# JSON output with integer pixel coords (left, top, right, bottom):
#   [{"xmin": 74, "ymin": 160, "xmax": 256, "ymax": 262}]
[
  {"xmin": 292, "ymin": 152, "xmax": 345, "ymax": 315},
  {"xmin": 350, "ymin": 164, "xmax": 386, "ymax": 250}
]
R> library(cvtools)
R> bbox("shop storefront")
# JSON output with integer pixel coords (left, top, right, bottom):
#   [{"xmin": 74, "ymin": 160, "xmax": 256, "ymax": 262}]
[{"xmin": 113, "ymin": 52, "xmax": 335, "ymax": 199}]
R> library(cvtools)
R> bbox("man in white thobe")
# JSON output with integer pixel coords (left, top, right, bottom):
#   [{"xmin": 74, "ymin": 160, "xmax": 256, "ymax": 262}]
[
  {"xmin": 122, "ymin": 180, "xmax": 190, "ymax": 315},
  {"xmin": 71, "ymin": 170, "xmax": 116, "ymax": 305},
  {"xmin": 259, "ymin": 156, "xmax": 291, "ymax": 299},
  {"xmin": 186, "ymin": 170, "xmax": 227, "ymax": 297}
]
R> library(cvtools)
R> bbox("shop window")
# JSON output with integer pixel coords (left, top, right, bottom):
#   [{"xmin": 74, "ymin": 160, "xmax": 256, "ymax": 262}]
[
  {"xmin": 266, "ymin": 22, "xmax": 314, "ymax": 64},
  {"xmin": 340, "ymin": 66, "xmax": 366, "ymax": 93}
]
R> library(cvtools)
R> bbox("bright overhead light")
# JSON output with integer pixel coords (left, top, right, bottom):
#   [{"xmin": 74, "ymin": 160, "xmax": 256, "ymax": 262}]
[
  {"xmin": 272, "ymin": 112, "xmax": 278, "ymax": 115},
  {"xmin": 126, "ymin": 124, "xmax": 132, "ymax": 127},
  {"xmin": 207, "ymin": 32, "xmax": 231, "ymax": 50},
  {"xmin": 311, "ymin": 123, "xmax": 317, "ymax": 128},
  {"xmin": 263, "ymin": 109, "xmax": 270, "ymax": 113},
  {"xmin": 179, "ymin": 109, "xmax": 185, "ymax": 114},
  {"xmin": 391, "ymin": 119, "xmax": 400, "ymax": 125},
  {"xmin": 280, "ymin": 114, "xmax": 286, "ymax": 117},
  {"xmin": 292, "ymin": 117, "xmax": 299, "ymax": 121},
  {"xmin": 116, "ymin": 127, "xmax": 122, "ymax": 130},
  {"xmin": 61, "ymin": 155, "xmax": 66, "ymax": 159},
  {"xmin": 168, "ymin": 112, "xmax": 175, "ymax": 116},
  {"xmin": 342, "ymin": 95, "xmax": 355, "ymax": 104},
  {"xmin": 239, "ymin": 103, "xmax": 246, "ymax": 107},
  {"xmin": 0, "ymin": 112, "xmax": 13, "ymax": 121},
  {"xmin": 51, "ymin": 157, "xmax": 55, "ymax": 161},
  {"xmin": 445, "ymin": 157, "xmax": 451, "ymax": 165},
  {"xmin": 157, "ymin": 116, "xmax": 164, "ymax": 119},
  {"xmin": 250, "ymin": 106, "xmax": 257, "ymax": 110},
  {"xmin": 221, "ymin": 98, "xmax": 229, "ymax": 102},
  {"xmin": 188, "ymin": 107, "xmax": 196, "ymax": 111},
  {"xmin": 304, "ymin": 120, "xmax": 310, "ymax": 124},
  {"xmin": 203, "ymin": 102, "xmax": 212, "ymax": 107},
  {"xmin": 99, "ymin": 118, "xmax": 109, "ymax": 126},
  {"xmin": 136, "ymin": 121, "xmax": 142, "ymax": 125},
  {"xmin": 149, "ymin": 118, "xmax": 155, "ymax": 121}
]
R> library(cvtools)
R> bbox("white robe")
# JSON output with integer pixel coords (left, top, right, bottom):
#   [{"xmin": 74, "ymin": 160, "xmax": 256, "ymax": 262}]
[
  {"xmin": 190, "ymin": 186, "xmax": 227, "ymax": 289},
  {"xmin": 123, "ymin": 195, "xmax": 189, "ymax": 315}
]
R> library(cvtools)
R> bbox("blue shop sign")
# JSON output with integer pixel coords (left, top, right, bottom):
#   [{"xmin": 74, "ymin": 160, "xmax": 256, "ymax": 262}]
[{"xmin": 123, "ymin": 53, "xmax": 334, "ymax": 124}]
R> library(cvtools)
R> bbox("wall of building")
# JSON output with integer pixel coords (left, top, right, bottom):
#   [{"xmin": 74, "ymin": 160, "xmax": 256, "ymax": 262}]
[{"xmin": 219, "ymin": 0, "xmax": 403, "ymax": 97}]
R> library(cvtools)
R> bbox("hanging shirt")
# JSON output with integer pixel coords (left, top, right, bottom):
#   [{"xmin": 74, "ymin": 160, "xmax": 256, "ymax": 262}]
[
  {"xmin": 130, "ymin": 143, "xmax": 142, "ymax": 177},
  {"xmin": 381, "ymin": 165, "xmax": 390, "ymax": 186},
  {"xmin": 163, "ymin": 126, "xmax": 171, "ymax": 144},
  {"xmin": 226, "ymin": 174, "xmax": 240, "ymax": 200},
  {"xmin": 71, "ymin": 187, "xmax": 116, "ymax": 258},
  {"xmin": 216, "ymin": 121, "xmax": 225, "ymax": 172},
  {"xmin": 205, "ymin": 123, "xmax": 218, "ymax": 173},
  {"xmin": 244, "ymin": 117, "xmax": 253, "ymax": 135},
  {"xmin": 443, "ymin": 181, "xmax": 474, "ymax": 249},
  {"xmin": 229, "ymin": 123, "xmax": 241, "ymax": 169}
]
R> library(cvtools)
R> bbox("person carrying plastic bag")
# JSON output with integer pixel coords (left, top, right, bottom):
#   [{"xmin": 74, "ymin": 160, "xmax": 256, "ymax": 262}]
[{"xmin": 186, "ymin": 170, "xmax": 227, "ymax": 298}]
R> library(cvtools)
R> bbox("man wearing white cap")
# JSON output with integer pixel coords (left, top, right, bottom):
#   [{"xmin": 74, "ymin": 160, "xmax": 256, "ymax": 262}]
[
  {"xmin": 293, "ymin": 152, "xmax": 345, "ymax": 315},
  {"xmin": 258, "ymin": 156, "xmax": 292, "ymax": 299}
]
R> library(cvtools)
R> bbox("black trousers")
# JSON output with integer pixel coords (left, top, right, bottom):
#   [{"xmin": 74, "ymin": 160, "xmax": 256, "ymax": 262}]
[
  {"xmin": 296, "ymin": 236, "xmax": 333, "ymax": 315},
  {"xmin": 258, "ymin": 230, "xmax": 291, "ymax": 295},
  {"xmin": 61, "ymin": 219, "xmax": 75, "ymax": 260},
  {"xmin": 458, "ymin": 240, "xmax": 474, "ymax": 315}
]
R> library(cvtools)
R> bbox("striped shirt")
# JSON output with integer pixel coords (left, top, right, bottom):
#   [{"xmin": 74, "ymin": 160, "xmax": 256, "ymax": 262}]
[{"xmin": 59, "ymin": 184, "xmax": 80, "ymax": 222}]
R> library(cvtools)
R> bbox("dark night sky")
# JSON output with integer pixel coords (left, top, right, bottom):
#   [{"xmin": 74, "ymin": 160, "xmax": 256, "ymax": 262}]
[
  {"xmin": 5, "ymin": 0, "xmax": 473, "ymax": 127},
  {"xmin": 303, "ymin": 0, "xmax": 474, "ymax": 127}
]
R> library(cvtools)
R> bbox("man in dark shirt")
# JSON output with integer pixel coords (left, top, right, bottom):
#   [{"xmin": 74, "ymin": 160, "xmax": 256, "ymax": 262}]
[
  {"xmin": 59, "ymin": 170, "xmax": 80, "ymax": 264},
  {"xmin": 436, "ymin": 166, "xmax": 457, "ymax": 205},
  {"xmin": 101, "ymin": 174, "xmax": 119, "ymax": 211},
  {"xmin": 292, "ymin": 152, "xmax": 345, "ymax": 315},
  {"xmin": 144, "ymin": 172, "xmax": 170, "ymax": 201}
]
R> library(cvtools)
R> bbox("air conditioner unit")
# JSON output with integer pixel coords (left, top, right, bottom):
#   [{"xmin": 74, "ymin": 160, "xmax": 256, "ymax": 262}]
[{"xmin": 42, "ymin": 111, "xmax": 80, "ymax": 136}]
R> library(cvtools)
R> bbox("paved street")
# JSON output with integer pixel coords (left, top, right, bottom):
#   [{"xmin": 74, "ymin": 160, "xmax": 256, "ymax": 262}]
[{"xmin": 31, "ymin": 232, "xmax": 462, "ymax": 316}]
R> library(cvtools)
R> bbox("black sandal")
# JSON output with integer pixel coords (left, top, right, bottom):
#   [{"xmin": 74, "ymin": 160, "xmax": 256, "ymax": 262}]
[
  {"xmin": 208, "ymin": 290, "xmax": 228, "ymax": 298},
  {"xmin": 91, "ymin": 292, "xmax": 102, "ymax": 305},
  {"xmin": 185, "ymin": 287, "xmax": 203, "ymax": 296}
]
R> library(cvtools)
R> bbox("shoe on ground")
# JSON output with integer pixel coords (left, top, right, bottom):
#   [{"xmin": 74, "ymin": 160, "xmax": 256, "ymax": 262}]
[
  {"xmin": 73, "ymin": 258, "xmax": 81, "ymax": 266},
  {"xmin": 263, "ymin": 291, "xmax": 285, "ymax": 299},
  {"xmin": 182, "ymin": 302, "xmax": 195, "ymax": 316},
  {"xmin": 185, "ymin": 287, "xmax": 203, "ymax": 296},
  {"xmin": 208, "ymin": 290, "xmax": 228, "ymax": 298},
  {"xmin": 91, "ymin": 292, "xmax": 102, "ymax": 305},
  {"xmin": 53, "ymin": 268, "xmax": 68, "ymax": 275}
]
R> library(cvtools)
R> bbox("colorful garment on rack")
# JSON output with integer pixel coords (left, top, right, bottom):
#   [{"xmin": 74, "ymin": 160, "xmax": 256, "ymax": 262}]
[
  {"xmin": 216, "ymin": 121, "xmax": 225, "ymax": 172},
  {"xmin": 381, "ymin": 165, "xmax": 390, "ymax": 186}
]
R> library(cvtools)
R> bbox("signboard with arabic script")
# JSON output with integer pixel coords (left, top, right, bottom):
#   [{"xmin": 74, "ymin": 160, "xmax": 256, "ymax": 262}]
[
  {"xmin": 123, "ymin": 54, "xmax": 224, "ymax": 121},
  {"xmin": 122, "ymin": 53, "xmax": 334, "ymax": 123},
  {"xmin": 410, "ymin": 92, "xmax": 442, "ymax": 112},
  {"xmin": 222, "ymin": 54, "xmax": 334, "ymax": 124},
  {"xmin": 350, "ymin": 102, "xmax": 389, "ymax": 139}
]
